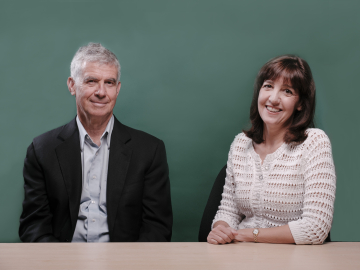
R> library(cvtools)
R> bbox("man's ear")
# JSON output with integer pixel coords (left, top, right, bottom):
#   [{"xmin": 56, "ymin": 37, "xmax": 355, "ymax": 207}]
[
  {"xmin": 116, "ymin": 81, "xmax": 121, "ymax": 97},
  {"xmin": 67, "ymin": 77, "xmax": 76, "ymax": 96}
]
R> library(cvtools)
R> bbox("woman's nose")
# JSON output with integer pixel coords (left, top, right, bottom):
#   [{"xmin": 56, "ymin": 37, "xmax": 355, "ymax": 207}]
[{"xmin": 268, "ymin": 90, "xmax": 280, "ymax": 104}]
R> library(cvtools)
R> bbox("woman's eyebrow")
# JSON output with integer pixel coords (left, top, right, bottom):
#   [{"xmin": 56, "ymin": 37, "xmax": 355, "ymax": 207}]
[{"xmin": 282, "ymin": 84, "xmax": 294, "ymax": 88}]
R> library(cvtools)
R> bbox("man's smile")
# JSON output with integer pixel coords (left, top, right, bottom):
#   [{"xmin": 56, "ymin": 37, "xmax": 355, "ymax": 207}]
[{"xmin": 90, "ymin": 100, "xmax": 108, "ymax": 107}]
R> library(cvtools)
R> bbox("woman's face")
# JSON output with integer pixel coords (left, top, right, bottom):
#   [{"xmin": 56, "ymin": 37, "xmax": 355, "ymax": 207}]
[{"xmin": 258, "ymin": 77, "xmax": 301, "ymax": 132}]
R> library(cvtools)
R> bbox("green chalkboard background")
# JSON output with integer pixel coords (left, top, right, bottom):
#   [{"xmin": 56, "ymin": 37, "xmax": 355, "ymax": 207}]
[{"xmin": 1, "ymin": 0, "xmax": 359, "ymax": 242}]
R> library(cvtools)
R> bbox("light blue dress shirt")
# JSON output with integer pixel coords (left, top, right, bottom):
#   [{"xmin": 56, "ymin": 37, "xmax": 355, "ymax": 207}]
[{"xmin": 72, "ymin": 115, "xmax": 114, "ymax": 242}]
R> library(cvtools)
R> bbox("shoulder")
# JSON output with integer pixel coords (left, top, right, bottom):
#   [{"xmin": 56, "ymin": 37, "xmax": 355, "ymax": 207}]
[
  {"xmin": 302, "ymin": 128, "xmax": 332, "ymax": 147},
  {"xmin": 118, "ymin": 122, "xmax": 161, "ymax": 144},
  {"xmin": 122, "ymin": 124, "xmax": 162, "ymax": 144},
  {"xmin": 114, "ymin": 120, "xmax": 164, "ymax": 152},
  {"xmin": 230, "ymin": 132, "xmax": 252, "ymax": 152},
  {"xmin": 115, "ymin": 122, "xmax": 168, "ymax": 165},
  {"xmin": 233, "ymin": 132, "xmax": 252, "ymax": 144},
  {"xmin": 292, "ymin": 128, "xmax": 332, "ymax": 158},
  {"xmin": 31, "ymin": 120, "xmax": 75, "ymax": 150},
  {"xmin": 305, "ymin": 128, "xmax": 330, "ymax": 140}
]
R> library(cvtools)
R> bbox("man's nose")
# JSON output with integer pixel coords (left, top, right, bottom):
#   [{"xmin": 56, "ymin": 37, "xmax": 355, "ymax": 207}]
[{"xmin": 95, "ymin": 83, "xmax": 106, "ymax": 97}]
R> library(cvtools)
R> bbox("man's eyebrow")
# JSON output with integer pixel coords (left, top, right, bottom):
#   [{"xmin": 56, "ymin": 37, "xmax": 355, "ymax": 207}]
[
  {"xmin": 84, "ymin": 76, "xmax": 98, "ymax": 81},
  {"xmin": 106, "ymin": 78, "xmax": 117, "ymax": 83}
]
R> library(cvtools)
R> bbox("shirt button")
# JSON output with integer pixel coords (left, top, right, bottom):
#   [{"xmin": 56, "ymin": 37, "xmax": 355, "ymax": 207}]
[
  {"xmin": 91, "ymin": 201, "xmax": 95, "ymax": 204},
  {"xmin": 92, "ymin": 219, "xmax": 96, "ymax": 222},
  {"xmin": 265, "ymin": 165, "xmax": 269, "ymax": 170},
  {"xmin": 259, "ymin": 175, "xmax": 263, "ymax": 180},
  {"xmin": 95, "ymin": 152, "xmax": 98, "ymax": 156},
  {"xmin": 93, "ymin": 175, "xmax": 96, "ymax": 179}
]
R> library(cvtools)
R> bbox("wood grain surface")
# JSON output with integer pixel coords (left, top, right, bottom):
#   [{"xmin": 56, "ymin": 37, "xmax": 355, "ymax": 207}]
[{"xmin": 1, "ymin": 242, "xmax": 359, "ymax": 270}]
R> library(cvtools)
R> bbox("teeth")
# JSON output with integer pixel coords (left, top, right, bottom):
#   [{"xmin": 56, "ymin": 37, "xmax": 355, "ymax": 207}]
[{"xmin": 266, "ymin": 106, "xmax": 280, "ymax": 112}]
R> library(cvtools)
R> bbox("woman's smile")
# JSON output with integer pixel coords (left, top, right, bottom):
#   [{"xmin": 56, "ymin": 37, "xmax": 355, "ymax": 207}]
[{"xmin": 265, "ymin": 105, "xmax": 281, "ymax": 113}]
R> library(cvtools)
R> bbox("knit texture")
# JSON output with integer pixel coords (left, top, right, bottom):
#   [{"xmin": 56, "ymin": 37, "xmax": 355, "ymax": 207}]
[{"xmin": 212, "ymin": 128, "xmax": 336, "ymax": 245}]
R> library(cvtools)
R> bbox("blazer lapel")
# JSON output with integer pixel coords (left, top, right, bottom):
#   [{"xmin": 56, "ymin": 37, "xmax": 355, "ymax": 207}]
[
  {"xmin": 107, "ymin": 117, "xmax": 132, "ymax": 233},
  {"xmin": 55, "ymin": 118, "xmax": 82, "ymax": 232}
]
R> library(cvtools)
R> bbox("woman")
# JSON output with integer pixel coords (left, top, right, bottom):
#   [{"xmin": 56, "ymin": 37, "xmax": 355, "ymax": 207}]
[{"xmin": 208, "ymin": 55, "xmax": 336, "ymax": 245}]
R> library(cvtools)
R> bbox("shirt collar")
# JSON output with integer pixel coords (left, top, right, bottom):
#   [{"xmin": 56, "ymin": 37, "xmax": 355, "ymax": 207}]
[{"xmin": 76, "ymin": 115, "xmax": 115, "ymax": 151}]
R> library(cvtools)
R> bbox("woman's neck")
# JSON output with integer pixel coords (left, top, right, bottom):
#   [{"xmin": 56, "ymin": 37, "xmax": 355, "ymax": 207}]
[
  {"xmin": 262, "ymin": 125, "xmax": 286, "ymax": 148},
  {"xmin": 253, "ymin": 125, "xmax": 287, "ymax": 163}
]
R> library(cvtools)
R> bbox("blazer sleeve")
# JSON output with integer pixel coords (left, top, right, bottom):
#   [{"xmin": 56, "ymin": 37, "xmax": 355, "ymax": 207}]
[
  {"xmin": 19, "ymin": 143, "xmax": 59, "ymax": 242},
  {"xmin": 137, "ymin": 140, "xmax": 173, "ymax": 242}
]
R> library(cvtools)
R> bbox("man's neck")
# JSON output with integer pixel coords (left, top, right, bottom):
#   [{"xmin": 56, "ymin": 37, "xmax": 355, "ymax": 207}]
[{"xmin": 77, "ymin": 112, "xmax": 112, "ymax": 146}]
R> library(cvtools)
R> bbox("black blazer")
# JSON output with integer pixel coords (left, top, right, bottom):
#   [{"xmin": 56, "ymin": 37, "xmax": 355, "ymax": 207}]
[{"xmin": 19, "ymin": 117, "xmax": 172, "ymax": 242}]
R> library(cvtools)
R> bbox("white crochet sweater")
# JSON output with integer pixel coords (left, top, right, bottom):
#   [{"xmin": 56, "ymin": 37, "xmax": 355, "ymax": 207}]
[{"xmin": 212, "ymin": 128, "xmax": 336, "ymax": 245}]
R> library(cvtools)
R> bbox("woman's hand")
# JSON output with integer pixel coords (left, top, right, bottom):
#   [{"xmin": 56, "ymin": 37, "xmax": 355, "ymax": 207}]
[
  {"xmin": 207, "ymin": 222, "xmax": 238, "ymax": 245},
  {"xmin": 233, "ymin": 228, "xmax": 253, "ymax": 242}
]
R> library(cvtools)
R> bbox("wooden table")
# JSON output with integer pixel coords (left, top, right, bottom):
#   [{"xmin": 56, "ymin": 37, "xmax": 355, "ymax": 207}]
[{"xmin": 1, "ymin": 242, "xmax": 359, "ymax": 270}]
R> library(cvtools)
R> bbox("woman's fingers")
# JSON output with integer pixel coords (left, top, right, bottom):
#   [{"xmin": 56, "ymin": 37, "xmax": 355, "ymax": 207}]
[
  {"xmin": 207, "ymin": 225, "xmax": 237, "ymax": 244},
  {"xmin": 217, "ymin": 225, "xmax": 238, "ymax": 240},
  {"xmin": 217, "ymin": 227, "xmax": 235, "ymax": 242},
  {"xmin": 208, "ymin": 232, "xmax": 226, "ymax": 244},
  {"xmin": 230, "ymin": 228, "xmax": 238, "ymax": 237},
  {"xmin": 208, "ymin": 238, "xmax": 218, "ymax": 245}
]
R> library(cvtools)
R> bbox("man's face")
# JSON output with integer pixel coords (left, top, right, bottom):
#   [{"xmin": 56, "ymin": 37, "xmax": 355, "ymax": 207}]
[{"xmin": 68, "ymin": 62, "xmax": 121, "ymax": 121}]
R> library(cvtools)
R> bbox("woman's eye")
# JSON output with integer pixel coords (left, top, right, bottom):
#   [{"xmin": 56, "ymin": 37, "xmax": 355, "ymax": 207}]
[
  {"xmin": 284, "ymin": 89, "xmax": 293, "ymax": 95},
  {"xmin": 263, "ymin": 84, "xmax": 272, "ymax": 88}
]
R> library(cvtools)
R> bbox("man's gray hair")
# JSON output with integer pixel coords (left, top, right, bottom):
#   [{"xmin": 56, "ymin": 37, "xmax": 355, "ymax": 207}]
[{"xmin": 70, "ymin": 43, "xmax": 121, "ymax": 82}]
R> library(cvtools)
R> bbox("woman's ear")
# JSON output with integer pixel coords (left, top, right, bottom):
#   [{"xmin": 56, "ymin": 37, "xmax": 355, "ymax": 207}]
[{"xmin": 297, "ymin": 101, "xmax": 302, "ymax": 111}]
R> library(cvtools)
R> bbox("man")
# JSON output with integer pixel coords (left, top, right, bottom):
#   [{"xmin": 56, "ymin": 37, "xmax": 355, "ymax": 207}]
[{"xmin": 19, "ymin": 43, "xmax": 172, "ymax": 242}]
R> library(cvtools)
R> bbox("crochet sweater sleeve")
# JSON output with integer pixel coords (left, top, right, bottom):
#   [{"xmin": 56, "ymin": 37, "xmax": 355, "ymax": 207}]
[
  {"xmin": 212, "ymin": 141, "xmax": 245, "ymax": 229},
  {"xmin": 288, "ymin": 130, "xmax": 336, "ymax": 244}
]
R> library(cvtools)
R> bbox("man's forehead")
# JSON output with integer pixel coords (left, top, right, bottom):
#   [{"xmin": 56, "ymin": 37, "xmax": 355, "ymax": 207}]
[
  {"xmin": 80, "ymin": 61, "xmax": 118, "ymax": 78},
  {"xmin": 82, "ymin": 61, "xmax": 117, "ymax": 71}
]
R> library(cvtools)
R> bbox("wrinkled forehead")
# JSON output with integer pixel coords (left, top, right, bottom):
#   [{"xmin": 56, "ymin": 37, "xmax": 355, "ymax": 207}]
[
  {"xmin": 78, "ymin": 61, "xmax": 118, "ymax": 78},
  {"xmin": 81, "ymin": 60, "xmax": 117, "ymax": 71}
]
